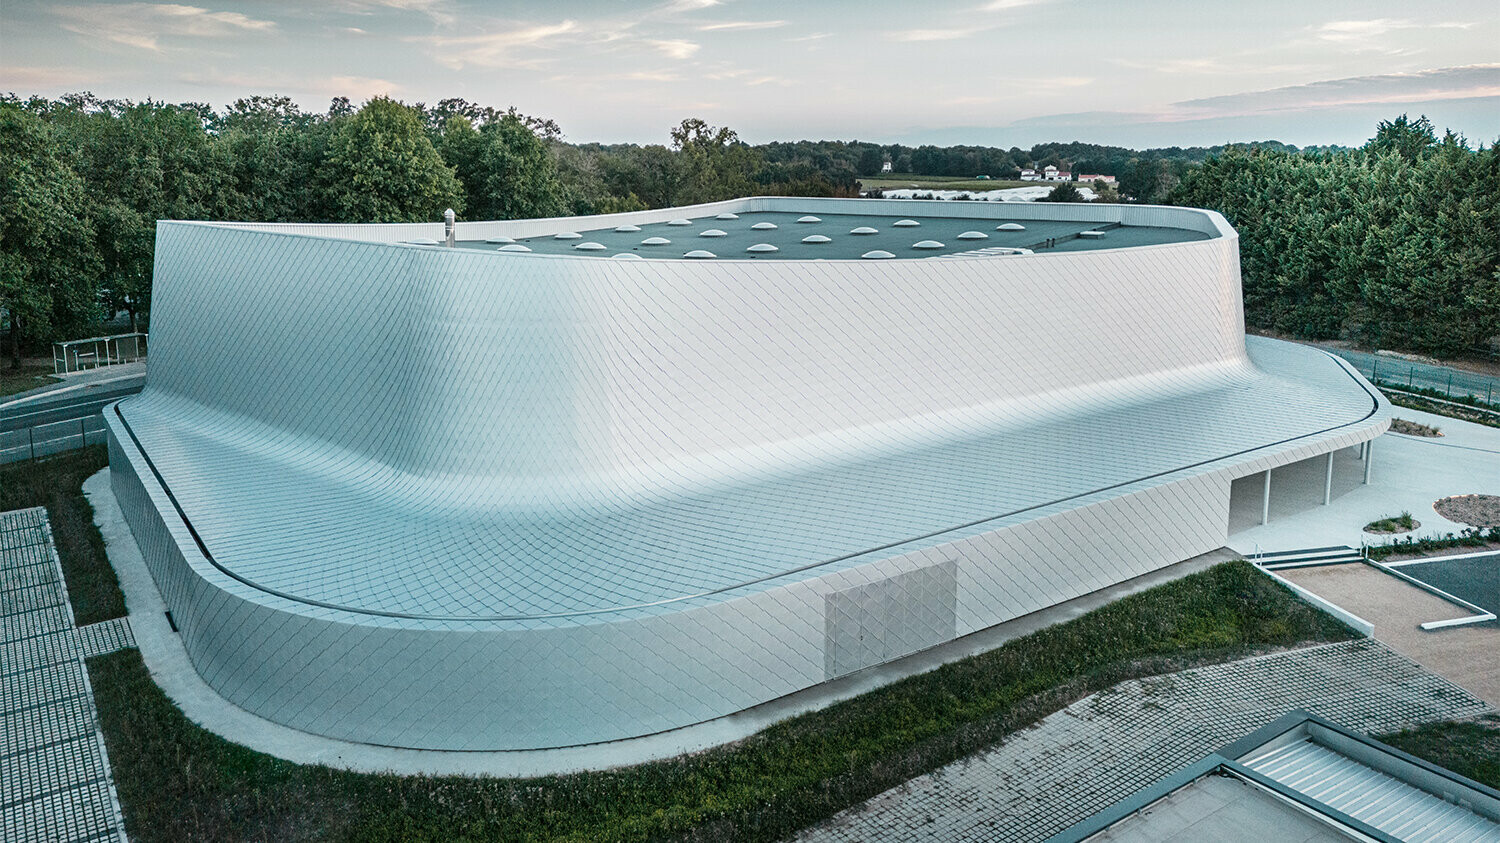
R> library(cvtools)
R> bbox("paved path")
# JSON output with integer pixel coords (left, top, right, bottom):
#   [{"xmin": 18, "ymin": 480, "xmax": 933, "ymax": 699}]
[
  {"xmin": 795, "ymin": 639, "xmax": 1492, "ymax": 843},
  {"xmin": 1228, "ymin": 406, "xmax": 1500, "ymax": 555},
  {"xmin": 2, "ymin": 508, "xmax": 134, "ymax": 842}
]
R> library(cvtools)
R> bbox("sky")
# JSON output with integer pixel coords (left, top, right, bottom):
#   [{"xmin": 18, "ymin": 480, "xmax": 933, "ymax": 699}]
[{"xmin": 3, "ymin": 0, "xmax": 1499, "ymax": 149}]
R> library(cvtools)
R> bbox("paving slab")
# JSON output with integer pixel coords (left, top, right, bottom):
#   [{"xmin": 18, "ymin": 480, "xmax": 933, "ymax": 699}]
[
  {"xmin": 0, "ymin": 507, "xmax": 128, "ymax": 843},
  {"xmin": 794, "ymin": 640, "xmax": 1491, "ymax": 843}
]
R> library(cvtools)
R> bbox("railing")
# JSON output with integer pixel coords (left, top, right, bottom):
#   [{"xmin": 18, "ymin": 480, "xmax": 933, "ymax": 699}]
[
  {"xmin": 0, "ymin": 416, "xmax": 108, "ymax": 465},
  {"xmin": 53, "ymin": 333, "xmax": 148, "ymax": 375},
  {"xmin": 1333, "ymin": 350, "xmax": 1499, "ymax": 405}
]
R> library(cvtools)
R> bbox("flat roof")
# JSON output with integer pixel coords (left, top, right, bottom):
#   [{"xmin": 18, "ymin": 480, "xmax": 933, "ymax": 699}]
[
  {"xmin": 1080, "ymin": 773, "xmax": 1354, "ymax": 842},
  {"xmin": 453, "ymin": 210, "xmax": 1209, "ymax": 261}
]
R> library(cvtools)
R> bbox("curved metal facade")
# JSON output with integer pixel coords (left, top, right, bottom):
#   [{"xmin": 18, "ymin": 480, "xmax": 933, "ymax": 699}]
[{"xmin": 107, "ymin": 197, "xmax": 1387, "ymax": 750}]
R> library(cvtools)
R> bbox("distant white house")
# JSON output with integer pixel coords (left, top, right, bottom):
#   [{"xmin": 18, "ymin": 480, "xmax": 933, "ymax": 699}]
[
  {"xmin": 880, "ymin": 160, "xmax": 893, "ymax": 173},
  {"xmin": 1020, "ymin": 168, "xmax": 1041, "ymax": 181},
  {"xmin": 1078, "ymin": 173, "xmax": 1117, "ymax": 185}
]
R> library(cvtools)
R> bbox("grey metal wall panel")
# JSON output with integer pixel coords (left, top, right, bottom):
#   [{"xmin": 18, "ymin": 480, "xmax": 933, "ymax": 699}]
[{"xmin": 108, "ymin": 199, "xmax": 1388, "ymax": 750}]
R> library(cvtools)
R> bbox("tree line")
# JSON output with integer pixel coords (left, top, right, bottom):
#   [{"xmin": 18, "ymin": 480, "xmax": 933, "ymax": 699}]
[
  {"xmin": 1, "ymin": 92, "xmax": 1494, "ymax": 365},
  {"xmin": 1170, "ymin": 116, "xmax": 1500, "ymax": 358}
]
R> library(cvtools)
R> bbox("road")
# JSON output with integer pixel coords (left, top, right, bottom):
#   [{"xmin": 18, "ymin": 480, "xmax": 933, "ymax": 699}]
[
  {"xmin": 1327, "ymin": 348, "xmax": 1498, "ymax": 404},
  {"xmin": 0, "ymin": 371, "xmax": 145, "ymax": 463},
  {"xmin": 1, "ymin": 376, "xmax": 145, "ymax": 432}
]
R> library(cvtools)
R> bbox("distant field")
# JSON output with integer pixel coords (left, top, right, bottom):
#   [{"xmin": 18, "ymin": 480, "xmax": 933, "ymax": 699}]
[{"xmin": 859, "ymin": 174, "xmax": 1033, "ymax": 192}]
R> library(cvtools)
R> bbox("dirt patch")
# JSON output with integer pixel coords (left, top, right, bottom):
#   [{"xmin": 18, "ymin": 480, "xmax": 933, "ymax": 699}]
[
  {"xmin": 1390, "ymin": 418, "xmax": 1443, "ymax": 437},
  {"xmin": 1434, "ymin": 495, "xmax": 1500, "ymax": 528}
]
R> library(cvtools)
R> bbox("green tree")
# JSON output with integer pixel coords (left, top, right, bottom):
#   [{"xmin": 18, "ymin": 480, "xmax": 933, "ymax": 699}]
[
  {"xmin": 670, "ymin": 118, "xmax": 759, "ymax": 205},
  {"xmin": 0, "ymin": 105, "xmax": 100, "ymax": 367},
  {"xmin": 438, "ymin": 113, "xmax": 564, "ymax": 220},
  {"xmin": 1040, "ymin": 181, "xmax": 1084, "ymax": 202},
  {"xmin": 1367, "ymin": 113, "xmax": 1437, "ymax": 162},
  {"xmin": 320, "ymin": 97, "xmax": 463, "ymax": 223}
]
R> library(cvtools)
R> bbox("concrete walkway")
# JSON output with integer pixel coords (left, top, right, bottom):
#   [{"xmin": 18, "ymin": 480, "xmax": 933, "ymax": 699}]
[
  {"xmin": 1, "ymin": 507, "xmax": 132, "ymax": 843},
  {"xmin": 1229, "ymin": 407, "xmax": 1500, "ymax": 555},
  {"xmin": 795, "ymin": 640, "xmax": 1492, "ymax": 843}
]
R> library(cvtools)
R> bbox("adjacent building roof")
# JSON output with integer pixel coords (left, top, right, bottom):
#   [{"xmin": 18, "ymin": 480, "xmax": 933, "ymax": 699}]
[{"xmin": 1052, "ymin": 711, "xmax": 1500, "ymax": 842}]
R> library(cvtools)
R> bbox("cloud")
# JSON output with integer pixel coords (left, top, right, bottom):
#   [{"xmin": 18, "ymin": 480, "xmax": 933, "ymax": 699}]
[
  {"xmin": 890, "ymin": 28, "xmax": 973, "ymax": 42},
  {"xmin": 622, "ymin": 70, "xmax": 680, "ymax": 82},
  {"xmin": 175, "ymin": 69, "xmax": 401, "ymax": 102},
  {"xmin": 415, "ymin": 21, "xmax": 578, "ymax": 69},
  {"xmin": 56, "ymin": 3, "xmax": 276, "ymax": 52},
  {"xmin": 1314, "ymin": 18, "xmax": 1473, "ymax": 50},
  {"xmin": 787, "ymin": 32, "xmax": 830, "ymax": 42},
  {"xmin": 698, "ymin": 20, "xmax": 788, "ymax": 32},
  {"xmin": 332, "ymin": 0, "xmax": 453, "ymax": 26},
  {"xmin": 661, "ymin": 0, "xmax": 719, "ymax": 11},
  {"xmin": 978, "ymin": 0, "xmax": 1054, "ymax": 10},
  {"xmin": 648, "ymin": 38, "xmax": 700, "ymax": 59},
  {"xmin": 1175, "ymin": 64, "xmax": 1500, "ymax": 116},
  {"xmin": 986, "ymin": 64, "xmax": 1500, "ymax": 135},
  {"xmin": 0, "ymin": 65, "xmax": 95, "ymax": 89}
]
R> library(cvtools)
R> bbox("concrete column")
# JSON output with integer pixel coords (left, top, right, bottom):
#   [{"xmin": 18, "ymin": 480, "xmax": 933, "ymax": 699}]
[
  {"xmin": 1324, "ymin": 451, "xmax": 1334, "ymax": 505},
  {"xmin": 1262, "ymin": 469, "xmax": 1272, "ymax": 525},
  {"xmin": 1363, "ymin": 441, "xmax": 1373, "ymax": 485}
]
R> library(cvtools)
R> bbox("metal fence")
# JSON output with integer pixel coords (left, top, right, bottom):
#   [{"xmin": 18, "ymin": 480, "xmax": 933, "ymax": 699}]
[
  {"xmin": 0, "ymin": 416, "xmax": 108, "ymax": 465},
  {"xmin": 1331, "ymin": 349, "xmax": 1499, "ymax": 405},
  {"xmin": 53, "ymin": 333, "xmax": 148, "ymax": 375}
]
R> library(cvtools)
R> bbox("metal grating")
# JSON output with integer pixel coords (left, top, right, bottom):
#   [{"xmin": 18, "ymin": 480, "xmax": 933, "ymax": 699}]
[
  {"xmin": 0, "ymin": 507, "xmax": 129, "ymax": 842},
  {"xmin": 1244, "ymin": 739, "xmax": 1500, "ymax": 842}
]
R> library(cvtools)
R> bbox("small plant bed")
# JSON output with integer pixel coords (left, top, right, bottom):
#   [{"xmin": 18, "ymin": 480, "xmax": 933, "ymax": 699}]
[
  {"xmin": 1389, "ymin": 418, "xmax": 1442, "ymax": 437},
  {"xmin": 0, "ymin": 445, "xmax": 124, "ymax": 624},
  {"xmin": 89, "ymin": 561, "xmax": 1356, "ymax": 843},
  {"xmin": 1366, "ymin": 527, "xmax": 1500, "ymax": 562},
  {"xmin": 1375, "ymin": 714, "xmax": 1500, "ymax": 790},
  {"xmin": 1382, "ymin": 389, "xmax": 1500, "ymax": 430},
  {"xmin": 1434, "ymin": 494, "xmax": 1500, "ymax": 528},
  {"xmin": 1365, "ymin": 512, "xmax": 1419, "ymax": 534}
]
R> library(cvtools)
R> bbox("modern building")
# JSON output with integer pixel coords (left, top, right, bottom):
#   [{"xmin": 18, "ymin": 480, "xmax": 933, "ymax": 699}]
[{"xmin": 107, "ymin": 197, "xmax": 1387, "ymax": 752}]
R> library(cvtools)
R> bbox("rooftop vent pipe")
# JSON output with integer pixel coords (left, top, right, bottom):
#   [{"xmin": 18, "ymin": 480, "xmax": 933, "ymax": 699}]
[{"xmin": 443, "ymin": 208, "xmax": 456, "ymax": 247}]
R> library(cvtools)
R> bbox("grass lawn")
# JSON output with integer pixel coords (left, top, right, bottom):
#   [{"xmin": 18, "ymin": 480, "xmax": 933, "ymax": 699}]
[
  {"xmin": 0, "ymin": 444, "xmax": 124, "ymax": 624},
  {"xmin": 0, "ymin": 359, "xmax": 61, "ymax": 397},
  {"xmin": 859, "ymin": 174, "xmax": 1033, "ymax": 192},
  {"xmin": 89, "ymin": 560, "xmax": 1356, "ymax": 842},
  {"xmin": 1376, "ymin": 714, "xmax": 1500, "ymax": 790}
]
